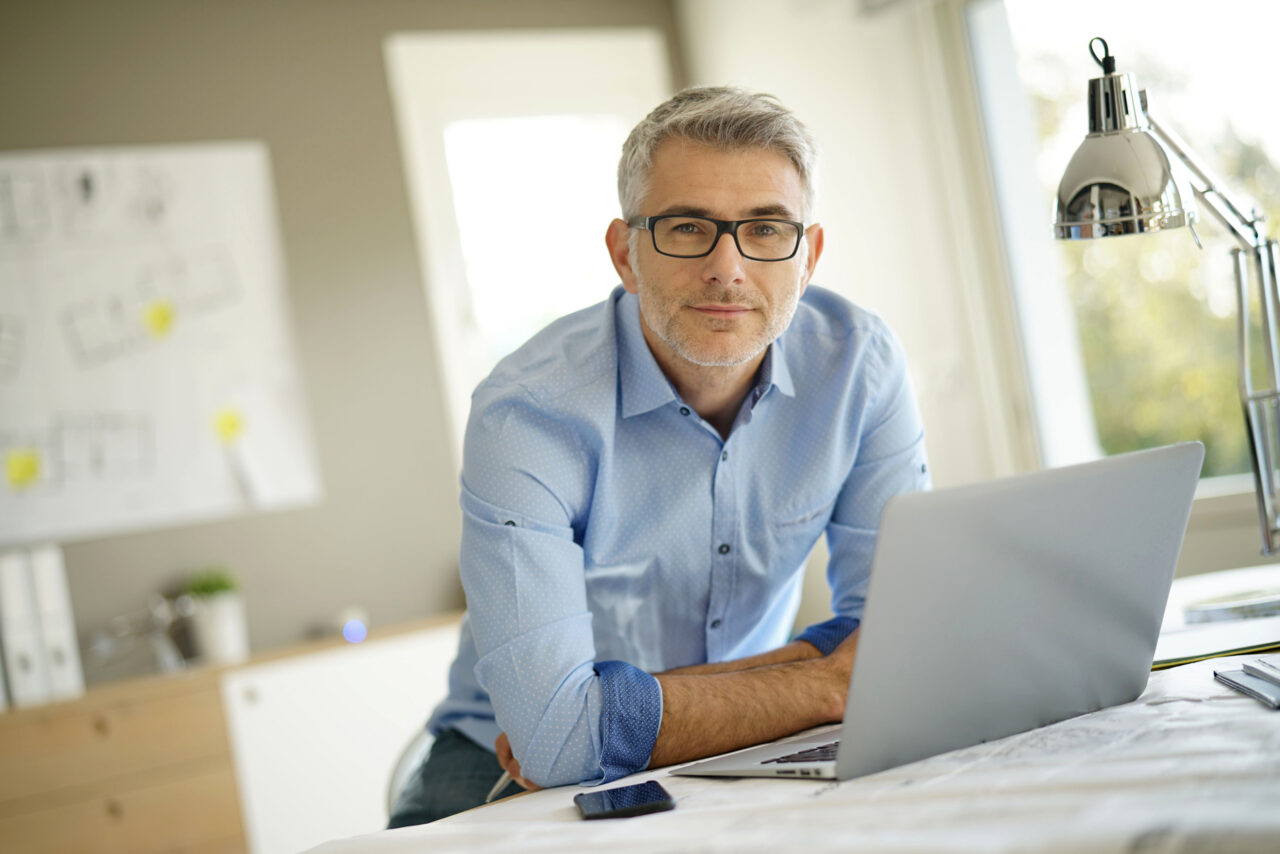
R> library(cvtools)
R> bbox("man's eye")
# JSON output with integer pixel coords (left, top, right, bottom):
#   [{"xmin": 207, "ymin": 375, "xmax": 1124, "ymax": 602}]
[
  {"xmin": 671, "ymin": 222, "xmax": 706, "ymax": 234},
  {"xmin": 747, "ymin": 223, "xmax": 780, "ymax": 237}
]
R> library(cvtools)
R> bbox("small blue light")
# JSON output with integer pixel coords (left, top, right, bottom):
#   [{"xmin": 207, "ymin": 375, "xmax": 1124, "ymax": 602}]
[{"xmin": 342, "ymin": 619, "xmax": 368, "ymax": 643}]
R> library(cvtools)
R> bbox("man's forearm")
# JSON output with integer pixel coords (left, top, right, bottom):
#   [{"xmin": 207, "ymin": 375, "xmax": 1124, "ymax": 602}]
[
  {"xmin": 646, "ymin": 631, "xmax": 858, "ymax": 769},
  {"xmin": 659, "ymin": 639, "xmax": 822, "ymax": 676},
  {"xmin": 490, "ymin": 631, "xmax": 860, "ymax": 786},
  {"xmin": 648, "ymin": 658, "xmax": 842, "ymax": 768}
]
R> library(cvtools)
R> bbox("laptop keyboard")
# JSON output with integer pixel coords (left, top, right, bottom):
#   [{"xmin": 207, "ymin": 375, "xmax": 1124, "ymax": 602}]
[{"xmin": 762, "ymin": 740, "xmax": 840, "ymax": 764}]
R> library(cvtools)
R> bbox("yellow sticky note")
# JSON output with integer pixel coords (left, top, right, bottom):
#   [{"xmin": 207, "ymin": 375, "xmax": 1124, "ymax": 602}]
[
  {"xmin": 214, "ymin": 408, "xmax": 245, "ymax": 444},
  {"xmin": 5, "ymin": 448, "xmax": 41, "ymax": 489},
  {"xmin": 143, "ymin": 300, "xmax": 176, "ymax": 337}
]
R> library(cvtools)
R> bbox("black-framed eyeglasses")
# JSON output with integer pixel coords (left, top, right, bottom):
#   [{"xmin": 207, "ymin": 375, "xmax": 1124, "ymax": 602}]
[{"xmin": 627, "ymin": 215, "xmax": 804, "ymax": 262}]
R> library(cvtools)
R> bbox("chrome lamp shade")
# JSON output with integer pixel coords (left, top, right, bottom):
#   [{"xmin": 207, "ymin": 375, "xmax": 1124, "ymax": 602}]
[
  {"xmin": 1054, "ymin": 61, "xmax": 1196, "ymax": 239},
  {"xmin": 1052, "ymin": 38, "xmax": 1280, "ymax": 554},
  {"xmin": 1055, "ymin": 133, "xmax": 1196, "ymax": 239}
]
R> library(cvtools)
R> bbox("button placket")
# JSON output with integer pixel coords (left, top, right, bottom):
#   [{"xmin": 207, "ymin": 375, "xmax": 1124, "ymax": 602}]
[{"xmin": 707, "ymin": 442, "xmax": 737, "ymax": 658}]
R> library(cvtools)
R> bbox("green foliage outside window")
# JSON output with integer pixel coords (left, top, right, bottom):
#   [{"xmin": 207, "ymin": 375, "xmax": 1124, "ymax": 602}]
[{"xmin": 1031, "ymin": 86, "xmax": 1280, "ymax": 477}]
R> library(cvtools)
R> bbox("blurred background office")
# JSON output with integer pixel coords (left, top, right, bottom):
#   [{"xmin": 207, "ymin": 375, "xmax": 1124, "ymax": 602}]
[{"xmin": 1, "ymin": 1, "xmax": 1277, "ymax": 852}]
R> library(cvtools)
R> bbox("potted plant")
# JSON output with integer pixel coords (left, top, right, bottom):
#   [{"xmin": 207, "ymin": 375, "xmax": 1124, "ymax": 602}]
[{"xmin": 185, "ymin": 566, "xmax": 249, "ymax": 665}]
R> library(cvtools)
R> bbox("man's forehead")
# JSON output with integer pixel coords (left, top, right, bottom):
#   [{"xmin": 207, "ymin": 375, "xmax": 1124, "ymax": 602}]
[{"xmin": 643, "ymin": 137, "xmax": 804, "ymax": 218}]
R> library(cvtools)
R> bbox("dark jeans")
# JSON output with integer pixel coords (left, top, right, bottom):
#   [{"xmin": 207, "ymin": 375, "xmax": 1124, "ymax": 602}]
[{"xmin": 387, "ymin": 728, "xmax": 525, "ymax": 828}]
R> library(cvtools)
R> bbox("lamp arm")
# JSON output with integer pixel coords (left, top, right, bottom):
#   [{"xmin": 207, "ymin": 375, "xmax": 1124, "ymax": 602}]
[
  {"xmin": 1149, "ymin": 113, "xmax": 1280, "ymax": 554},
  {"xmin": 1146, "ymin": 112, "xmax": 1264, "ymax": 251}
]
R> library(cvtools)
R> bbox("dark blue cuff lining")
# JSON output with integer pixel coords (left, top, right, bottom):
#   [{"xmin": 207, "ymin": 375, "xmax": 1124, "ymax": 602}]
[
  {"xmin": 795, "ymin": 615, "xmax": 860, "ymax": 655},
  {"xmin": 594, "ymin": 659, "xmax": 662, "ymax": 782}
]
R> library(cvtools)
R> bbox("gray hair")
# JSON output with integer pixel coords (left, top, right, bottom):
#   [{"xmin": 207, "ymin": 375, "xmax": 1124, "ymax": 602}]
[{"xmin": 617, "ymin": 86, "xmax": 818, "ymax": 221}]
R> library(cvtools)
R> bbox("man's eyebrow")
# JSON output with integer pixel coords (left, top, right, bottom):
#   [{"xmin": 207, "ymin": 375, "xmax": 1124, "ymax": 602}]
[
  {"xmin": 654, "ymin": 203, "xmax": 800, "ymax": 220},
  {"xmin": 745, "ymin": 204, "xmax": 798, "ymax": 220},
  {"xmin": 655, "ymin": 205, "xmax": 714, "ymax": 217}
]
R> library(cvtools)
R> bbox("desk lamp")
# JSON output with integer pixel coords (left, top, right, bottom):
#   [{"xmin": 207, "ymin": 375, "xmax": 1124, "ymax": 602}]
[{"xmin": 1054, "ymin": 37, "xmax": 1280, "ymax": 553}]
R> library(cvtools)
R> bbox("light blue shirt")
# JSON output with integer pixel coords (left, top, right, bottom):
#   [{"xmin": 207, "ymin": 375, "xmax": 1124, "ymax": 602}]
[{"xmin": 427, "ymin": 284, "xmax": 930, "ymax": 787}]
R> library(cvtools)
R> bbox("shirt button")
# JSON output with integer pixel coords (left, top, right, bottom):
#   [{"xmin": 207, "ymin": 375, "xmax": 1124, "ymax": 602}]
[
  {"xmin": 718, "ymin": 543, "xmax": 730, "ymax": 555},
  {"xmin": 679, "ymin": 406, "xmax": 690, "ymax": 416},
  {"xmin": 710, "ymin": 619, "xmax": 722, "ymax": 629},
  {"xmin": 721, "ymin": 451, "xmax": 728, "ymax": 461}
]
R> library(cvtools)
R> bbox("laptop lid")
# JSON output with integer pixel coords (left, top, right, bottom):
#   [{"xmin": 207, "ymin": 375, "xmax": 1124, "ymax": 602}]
[{"xmin": 835, "ymin": 442, "xmax": 1204, "ymax": 780}]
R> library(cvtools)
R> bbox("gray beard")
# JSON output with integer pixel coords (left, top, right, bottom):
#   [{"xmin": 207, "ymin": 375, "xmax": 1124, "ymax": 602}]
[{"xmin": 633, "ymin": 276, "xmax": 803, "ymax": 368}]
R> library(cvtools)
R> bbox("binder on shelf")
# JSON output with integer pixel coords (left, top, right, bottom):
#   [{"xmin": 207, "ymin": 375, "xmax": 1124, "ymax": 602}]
[
  {"xmin": 0, "ymin": 550, "xmax": 52, "ymax": 707},
  {"xmin": 30, "ymin": 544, "xmax": 84, "ymax": 702}
]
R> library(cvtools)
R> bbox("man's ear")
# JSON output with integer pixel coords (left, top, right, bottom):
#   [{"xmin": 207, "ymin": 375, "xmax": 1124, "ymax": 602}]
[
  {"xmin": 801, "ymin": 223, "xmax": 825, "ymax": 289},
  {"xmin": 606, "ymin": 218, "xmax": 641, "ymax": 294}
]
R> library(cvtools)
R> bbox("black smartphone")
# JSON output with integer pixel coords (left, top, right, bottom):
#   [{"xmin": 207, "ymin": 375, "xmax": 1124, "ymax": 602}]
[{"xmin": 573, "ymin": 780, "xmax": 675, "ymax": 820}]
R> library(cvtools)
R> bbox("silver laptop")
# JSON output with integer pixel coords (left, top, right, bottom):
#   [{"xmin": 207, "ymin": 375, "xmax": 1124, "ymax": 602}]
[{"xmin": 673, "ymin": 442, "xmax": 1204, "ymax": 781}]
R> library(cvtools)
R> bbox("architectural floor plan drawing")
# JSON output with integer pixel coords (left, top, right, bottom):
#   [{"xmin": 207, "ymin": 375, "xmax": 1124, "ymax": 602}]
[
  {"xmin": 0, "ymin": 143, "xmax": 320, "ymax": 545},
  {"xmin": 59, "ymin": 245, "xmax": 241, "ymax": 368}
]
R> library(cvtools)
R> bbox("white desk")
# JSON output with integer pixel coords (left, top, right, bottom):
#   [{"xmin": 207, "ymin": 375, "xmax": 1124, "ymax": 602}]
[{"xmin": 308, "ymin": 656, "xmax": 1280, "ymax": 854}]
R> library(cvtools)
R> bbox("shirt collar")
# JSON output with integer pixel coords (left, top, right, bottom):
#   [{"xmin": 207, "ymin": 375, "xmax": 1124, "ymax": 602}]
[
  {"xmin": 617, "ymin": 290, "xmax": 678, "ymax": 418},
  {"xmin": 761, "ymin": 332, "xmax": 796, "ymax": 399},
  {"xmin": 616, "ymin": 289, "xmax": 797, "ymax": 418}
]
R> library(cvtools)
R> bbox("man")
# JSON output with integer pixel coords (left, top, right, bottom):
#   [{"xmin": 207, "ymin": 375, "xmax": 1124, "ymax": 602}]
[{"xmin": 389, "ymin": 86, "xmax": 929, "ymax": 827}]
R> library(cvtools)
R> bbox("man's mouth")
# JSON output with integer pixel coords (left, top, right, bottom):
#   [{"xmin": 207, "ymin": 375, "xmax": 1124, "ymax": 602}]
[{"xmin": 689, "ymin": 304, "xmax": 751, "ymax": 316}]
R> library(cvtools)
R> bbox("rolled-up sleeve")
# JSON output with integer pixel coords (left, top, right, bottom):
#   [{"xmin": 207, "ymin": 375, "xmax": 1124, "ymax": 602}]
[
  {"xmin": 594, "ymin": 660, "xmax": 663, "ymax": 780},
  {"xmin": 459, "ymin": 388, "xmax": 662, "ymax": 787}
]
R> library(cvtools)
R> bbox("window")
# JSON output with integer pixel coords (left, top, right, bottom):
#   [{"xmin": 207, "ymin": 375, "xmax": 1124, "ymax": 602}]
[
  {"xmin": 969, "ymin": 0, "xmax": 1280, "ymax": 480},
  {"xmin": 441, "ymin": 114, "xmax": 632, "ymax": 366},
  {"xmin": 384, "ymin": 29, "xmax": 671, "ymax": 467}
]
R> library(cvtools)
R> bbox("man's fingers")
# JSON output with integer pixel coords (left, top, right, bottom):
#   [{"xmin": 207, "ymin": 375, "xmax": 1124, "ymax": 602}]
[
  {"xmin": 494, "ymin": 732, "xmax": 541, "ymax": 790},
  {"xmin": 495, "ymin": 733, "xmax": 513, "ymax": 766},
  {"xmin": 512, "ymin": 768, "xmax": 541, "ymax": 792},
  {"xmin": 495, "ymin": 733, "xmax": 521, "ymax": 778}
]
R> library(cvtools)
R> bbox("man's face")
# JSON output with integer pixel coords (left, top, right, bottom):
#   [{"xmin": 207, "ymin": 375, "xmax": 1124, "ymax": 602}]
[{"xmin": 607, "ymin": 138, "xmax": 823, "ymax": 371}]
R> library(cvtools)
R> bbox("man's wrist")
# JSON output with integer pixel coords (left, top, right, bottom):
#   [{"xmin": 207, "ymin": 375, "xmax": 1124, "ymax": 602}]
[{"xmin": 806, "ymin": 652, "xmax": 851, "ymax": 723}]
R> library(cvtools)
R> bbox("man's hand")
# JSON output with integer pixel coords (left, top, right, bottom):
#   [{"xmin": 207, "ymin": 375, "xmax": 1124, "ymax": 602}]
[{"xmin": 494, "ymin": 732, "xmax": 541, "ymax": 792}]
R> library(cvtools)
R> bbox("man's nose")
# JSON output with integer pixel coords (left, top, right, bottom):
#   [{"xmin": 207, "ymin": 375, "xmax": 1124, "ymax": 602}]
[{"xmin": 702, "ymin": 231, "xmax": 747, "ymax": 281}]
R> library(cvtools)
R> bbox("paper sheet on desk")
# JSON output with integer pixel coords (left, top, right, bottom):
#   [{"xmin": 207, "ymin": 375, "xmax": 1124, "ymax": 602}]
[
  {"xmin": 1153, "ymin": 614, "xmax": 1280, "ymax": 668},
  {"xmin": 306, "ymin": 658, "xmax": 1280, "ymax": 854}
]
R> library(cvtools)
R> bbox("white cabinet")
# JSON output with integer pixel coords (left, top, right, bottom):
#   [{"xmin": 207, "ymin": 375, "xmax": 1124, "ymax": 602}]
[{"xmin": 221, "ymin": 617, "xmax": 459, "ymax": 854}]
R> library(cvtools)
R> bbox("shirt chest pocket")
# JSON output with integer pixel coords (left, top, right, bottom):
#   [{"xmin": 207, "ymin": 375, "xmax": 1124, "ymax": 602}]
[{"xmin": 769, "ymin": 496, "xmax": 837, "ymax": 575}]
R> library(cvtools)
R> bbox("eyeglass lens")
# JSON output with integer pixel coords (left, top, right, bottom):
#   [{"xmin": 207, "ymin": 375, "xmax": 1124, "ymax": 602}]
[{"xmin": 652, "ymin": 216, "xmax": 799, "ymax": 260}]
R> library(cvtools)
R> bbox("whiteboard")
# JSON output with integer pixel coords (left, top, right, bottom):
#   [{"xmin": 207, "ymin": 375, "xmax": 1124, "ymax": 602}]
[{"xmin": 0, "ymin": 142, "xmax": 321, "ymax": 546}]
